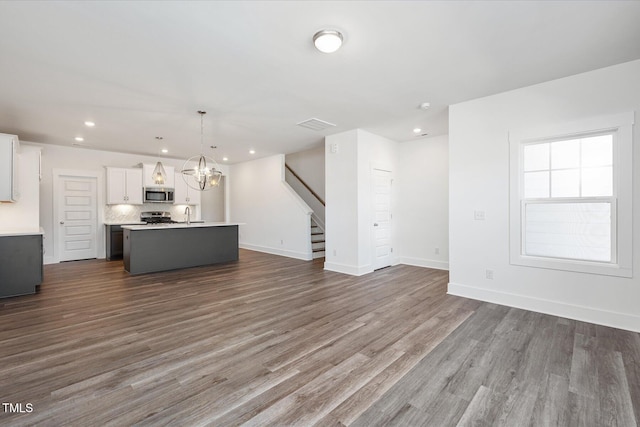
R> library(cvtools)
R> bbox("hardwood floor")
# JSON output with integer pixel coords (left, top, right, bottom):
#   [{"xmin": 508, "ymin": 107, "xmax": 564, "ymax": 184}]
[{"xmin": 0, "ymin": 250, "xmax": 638, "ymax": 426}]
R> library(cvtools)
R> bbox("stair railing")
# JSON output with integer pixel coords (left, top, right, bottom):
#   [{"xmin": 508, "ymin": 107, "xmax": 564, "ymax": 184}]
[{"xmin": 285, "ymin": 164, "xmax": 325, "ymax": 206}]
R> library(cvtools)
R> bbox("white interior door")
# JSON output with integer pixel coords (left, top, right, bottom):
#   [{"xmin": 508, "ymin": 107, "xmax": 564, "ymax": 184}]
[
  {"xmin": 373, "ymin": 169, "xmax": 392, "ymax": 270},
  {"xmin": 57, "ymin": 176, "xmax": 98, "ymax": 261}
]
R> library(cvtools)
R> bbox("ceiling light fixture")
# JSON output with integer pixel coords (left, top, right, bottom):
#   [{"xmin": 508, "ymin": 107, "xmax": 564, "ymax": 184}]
[
  {"xmin": 84, "ymin": 121, "xmax": 95, "ymax": 127},
  {"xmin": 413, "ymin": 128, "xmax": 422, "ymax": 134},
  {"xmin": 222, "ymin": 157, "xmax": 228, "ymax": 162},
  {"xmin": 249, "ymin": 149, "xmax": 255, "ymax": 154},
  {"xmin": 161, "ymin": 149, "xmax": 168, "ymax": 154},
  {"xmin": 313, "ymin": 29, "xmax": 343, "ymax": 53},
  {"xmin": 151, "ymin": 136, "xmax": 168, "ymax": 184},
  {"xmin": 181, "ymin": 111, "xmax": 222, "ymax": 191},
  {"xmin": 151, "ymin": 161, "xmax": 167, "ymax": 185}
]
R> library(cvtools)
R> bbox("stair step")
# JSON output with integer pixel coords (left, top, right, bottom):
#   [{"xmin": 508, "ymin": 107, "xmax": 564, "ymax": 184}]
[
  {"xmin": 312, "ymin": 247, "xmax": 325, "ymax": 253},
  {"xmin": 311, "ymin": 232, "xmax": 324, "ymax": 236}
]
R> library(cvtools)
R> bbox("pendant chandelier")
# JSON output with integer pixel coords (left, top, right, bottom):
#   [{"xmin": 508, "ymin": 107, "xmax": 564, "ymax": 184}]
[
  {"xmin": 151, "ymin": 161, "xmax": 167, "ymax": 185},
  {"xmin": 181, "ymin": 111, "xmax": 223, "ymax": 191}
]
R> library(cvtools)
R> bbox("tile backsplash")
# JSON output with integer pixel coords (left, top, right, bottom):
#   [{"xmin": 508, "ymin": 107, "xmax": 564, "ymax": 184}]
[{"xmin": 104, "ymin": 203, "xmax": 197, "ymax": 223}]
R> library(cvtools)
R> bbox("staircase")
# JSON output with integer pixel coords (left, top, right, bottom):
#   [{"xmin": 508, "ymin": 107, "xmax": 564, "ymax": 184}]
[{"xmin": 311, "ymin": 218, "xmax": 325, "ymax": 258}]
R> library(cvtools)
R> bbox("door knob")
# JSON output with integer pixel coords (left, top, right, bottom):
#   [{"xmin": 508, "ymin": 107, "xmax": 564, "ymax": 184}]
[
  {"xmin": 60, "ymin": 221, "xmax": 64, "ymax": 224},
  {"xmin": 374, "ymin": 223, "xmax": 379, "ymax": 227}
]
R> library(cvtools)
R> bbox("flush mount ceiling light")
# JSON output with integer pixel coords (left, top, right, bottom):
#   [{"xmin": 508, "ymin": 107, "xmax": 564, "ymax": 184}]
[
  {"xmin": 313, "ymin": 29, "xmax": 343, "ymax": 53},
  {"xmin": 181, "ymin": 111, "xmax": 222, "ymax": 191}
]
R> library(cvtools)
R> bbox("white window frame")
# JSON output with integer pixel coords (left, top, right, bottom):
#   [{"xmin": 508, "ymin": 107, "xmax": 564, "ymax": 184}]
[{"xmin": 509, "ymin": 112, "xmax": 633, "ymax": 277}]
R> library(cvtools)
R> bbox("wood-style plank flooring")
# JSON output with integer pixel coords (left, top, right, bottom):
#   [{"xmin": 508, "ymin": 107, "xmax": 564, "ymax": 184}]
[{"xmin": 0, "ymin": 249, "xmax": 638, "ymax": 426}]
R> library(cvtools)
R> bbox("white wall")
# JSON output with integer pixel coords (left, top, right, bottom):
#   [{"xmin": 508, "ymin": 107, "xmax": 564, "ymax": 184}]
[
  {"xmin": 324, "ymin": 129, "xmax": 398, "ymax": 275},
  {"xmin": 0, "ymin": 145, "xmax": 41, "ymax": 230},
  {"xmin": 201, "ymin": 176, "xmax": 226, "ymax": 222},
  {"xmin": 396, "ymin": 135, "xmax": 449, "ymax": 270},
  {"xmin": 25, "ymin": 142, "xmax": 229, "ymax": 263},
  {"xmin": 449, "ymin": 59, "xmax": 640, "ymax": 332},
  {"xmin": 324, "ymin": 130, "xmax": 360, "ymax": 273},
  {"xmin": 229, "ymin": 154, "xmax": 312, "ymax": 260}
]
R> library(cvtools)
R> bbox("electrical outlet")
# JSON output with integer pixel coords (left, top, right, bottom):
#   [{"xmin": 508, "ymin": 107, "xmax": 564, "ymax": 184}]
[
  {"xmin": 485, "ymin": 269, "xmax": 494, "ymax": 280},
  {"xmin": 333, "ymin": 249, "xmax": 337, "ymax": 256},
  {"xmin": 434, "ymin": 247, "xmax": 440, "ymax": 255},
  {"xmin": 280, "ymin": 239, "xmax": 284, "ymax": 245}
]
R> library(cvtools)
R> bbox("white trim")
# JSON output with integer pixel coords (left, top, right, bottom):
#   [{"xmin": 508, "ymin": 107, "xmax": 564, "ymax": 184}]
[
  {"xmin": 509, "ymin": 112, "xmax": 634, "ymax": 277},
  {"xmin": 397, "ymin": 256, "xmax": 449, "ymax": 271},
  {"xmin": 510, "ymin": 111, "xmax": 634, "ymax": 142},
  {"xmin": 324, "ymin": 261, "xmax": 374, "ymax": 276},
  {"xmin": 448, "ymin": 281, "xmax": 640, "ymax": 333},
  {"xmin": 240, "ymin": 243, "xmax": 312, "ymax": 261},
  {"xmin": 52, "ymin": 169, "xmax": 103, "ymax": 263}
]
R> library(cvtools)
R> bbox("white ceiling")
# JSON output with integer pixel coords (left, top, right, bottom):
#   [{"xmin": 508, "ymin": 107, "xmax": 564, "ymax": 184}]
[{"xmin": 1, "ymin": 1, "xmax": 639, "ymax": 164}]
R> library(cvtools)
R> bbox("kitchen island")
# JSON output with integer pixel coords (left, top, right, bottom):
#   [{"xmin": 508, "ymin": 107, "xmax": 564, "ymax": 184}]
[{"xmin": 122, "ymin": 222, "xmax": 240, "ymax": 275}]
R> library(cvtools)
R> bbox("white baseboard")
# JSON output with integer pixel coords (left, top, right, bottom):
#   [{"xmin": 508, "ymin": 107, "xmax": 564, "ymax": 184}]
[
  {"xmin": 239, "ymin": 243, "xmax": 312, "ymax": 261},
  {"xmin": 398, "ymin": 256, "xmax": 449, "ymax": 271},
  {"xmin": 323, "ymin": 262, "xmax": 373, "ymax": 276},
  {"xmin": 448, "ymin": 282, "xmax": 640, "ymax": 333}
]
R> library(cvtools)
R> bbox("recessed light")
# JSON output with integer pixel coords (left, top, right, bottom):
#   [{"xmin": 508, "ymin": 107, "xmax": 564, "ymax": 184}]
[
  {"xmin": 313, "ymin": 29, "xmax": 343, "ymax": 53},
  {"xmin": 84, "ymin": 121, "xmax": 95, "ymax": 127},
  {"xmin": 222, "ymin": 157, "xmax": 228, "ymax": 162},
  {"xmin": 249, "ymin": 150, "xmax": 255, "ymax": 154},
  {"xmin": 161, "ymin": 149, "xmax": 168, "ymax": 154},
  {"xmin": 75, "ymin": 137, "xmax": 84, "ymax": 142},
  {"xmin": 413, "ymin": 128, "xmax": 422, "ymax": 134}
]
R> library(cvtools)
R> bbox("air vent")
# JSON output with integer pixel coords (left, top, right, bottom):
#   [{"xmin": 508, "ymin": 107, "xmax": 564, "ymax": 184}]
[{"xmin": 296, "ymin": 118, "xmax": 336, "ymax": 131}]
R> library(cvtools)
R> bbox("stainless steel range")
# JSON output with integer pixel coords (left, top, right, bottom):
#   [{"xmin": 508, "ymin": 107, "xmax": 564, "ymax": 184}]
[{"xmin": 140, "ymin": 211, "xmax": 177, "ymax": 224}]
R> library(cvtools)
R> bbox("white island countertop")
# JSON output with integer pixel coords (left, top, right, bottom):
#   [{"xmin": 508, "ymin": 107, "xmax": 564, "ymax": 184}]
[
  {"xmin": 121, "ymin": 222, "xmax": 243, "ymax": 231},
  {"xmin": 0, "ymin": 227, "xmax": 45, "ymax": 237}
]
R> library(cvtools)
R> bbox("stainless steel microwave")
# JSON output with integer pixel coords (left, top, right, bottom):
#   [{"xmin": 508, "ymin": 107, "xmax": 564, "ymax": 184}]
[{"xmin": 143, "ymin": 187, "xmax": 174, "ymax": 203}]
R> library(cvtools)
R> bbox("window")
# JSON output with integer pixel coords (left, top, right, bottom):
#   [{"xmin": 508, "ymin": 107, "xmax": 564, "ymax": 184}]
[{"xmin": 510, "ymin": 112, "xmax": 633, "ymax": 277}]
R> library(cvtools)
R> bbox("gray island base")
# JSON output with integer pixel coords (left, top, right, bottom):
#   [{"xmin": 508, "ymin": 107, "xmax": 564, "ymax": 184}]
[{"xmin": 122, "ymin": 223, "xmax": 239, "ymax": 275}]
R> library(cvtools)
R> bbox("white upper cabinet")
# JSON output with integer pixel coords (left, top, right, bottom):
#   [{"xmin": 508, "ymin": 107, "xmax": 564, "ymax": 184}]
[
  {"xmin": 106, "ymin": 167, "xmax": 143, "ymax": 205},
  {"xmin": 142, "ymin": 163, "xmax": 175, "ymax": 188},
  {"xmin": 174, "ymin": 172, "xmax": 201, "ymax": 205},
  {"xmin": 0, "ymin": 133, "xmax": 20, "ymax": 202}
]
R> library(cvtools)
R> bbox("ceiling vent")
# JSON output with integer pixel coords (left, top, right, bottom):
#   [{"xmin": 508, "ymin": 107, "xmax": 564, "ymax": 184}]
[{"xmin": 296, "ymin": 118, "xmax": 336, "ymax": 131}]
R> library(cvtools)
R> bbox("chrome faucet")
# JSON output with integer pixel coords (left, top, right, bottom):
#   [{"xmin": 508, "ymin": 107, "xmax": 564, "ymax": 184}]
[{"xmin": 184, "ymin": 206, "xmax": 191, "ymax": 225}]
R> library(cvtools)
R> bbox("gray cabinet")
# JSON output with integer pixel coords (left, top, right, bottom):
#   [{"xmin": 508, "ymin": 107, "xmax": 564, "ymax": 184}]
[{"xmin": 0, "ymin": 234, "xmax": 43, "ymax": 298}]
